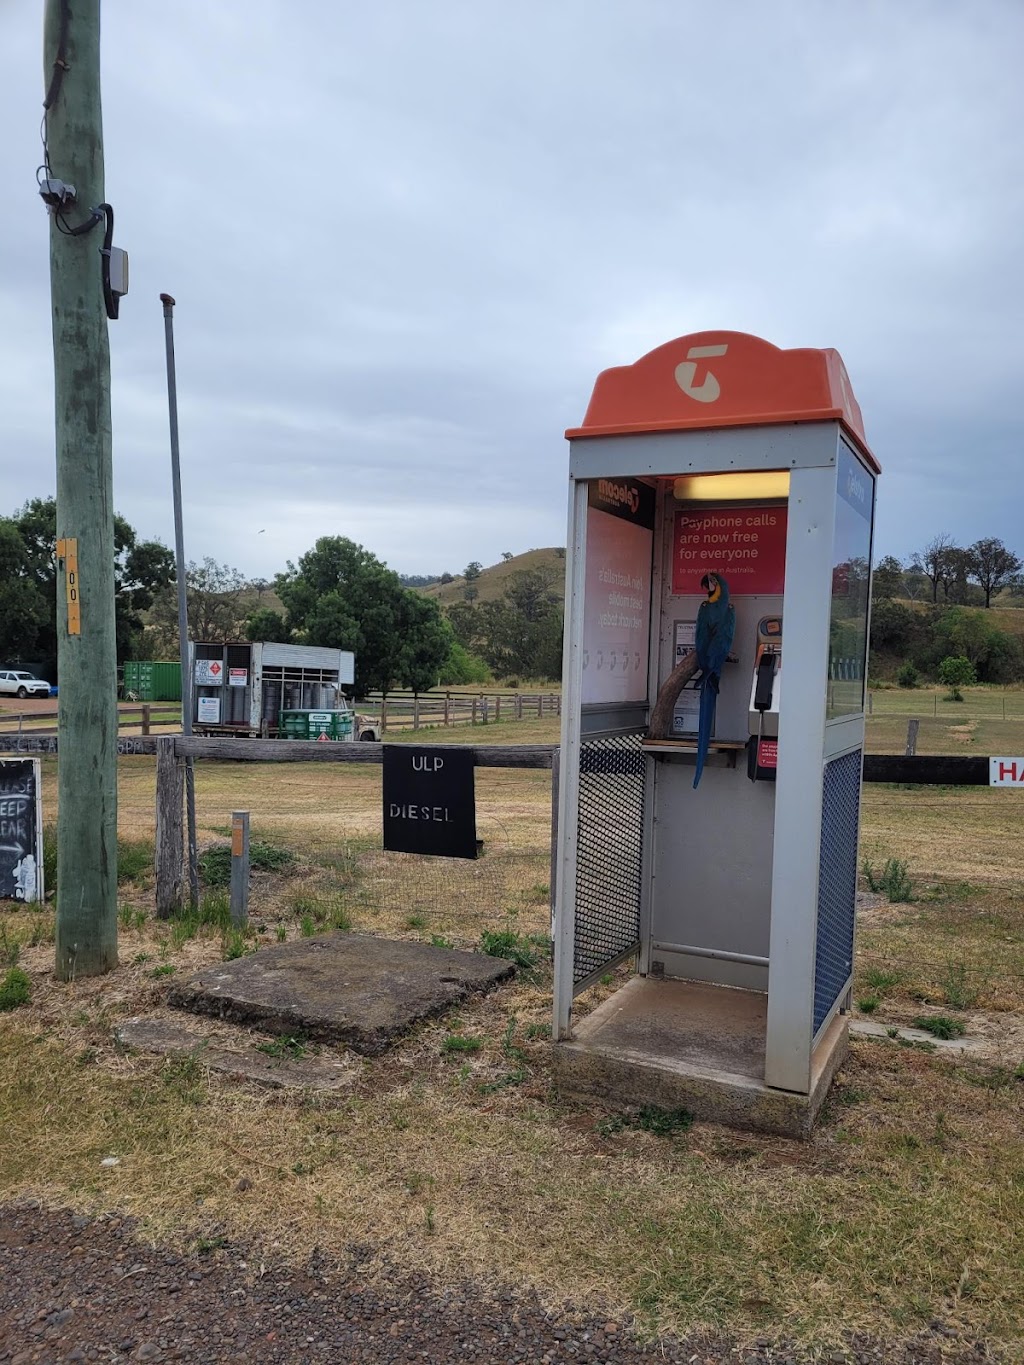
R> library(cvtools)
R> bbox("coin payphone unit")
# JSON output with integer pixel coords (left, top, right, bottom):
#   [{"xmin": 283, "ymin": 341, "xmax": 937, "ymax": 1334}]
[
  {"xmin": 551, "ymin": 332, "xmax": 879, "ymax": 1136},
  {"xmin": 748, "ymin": 616, "xmax": 781, "ymax": 782}
]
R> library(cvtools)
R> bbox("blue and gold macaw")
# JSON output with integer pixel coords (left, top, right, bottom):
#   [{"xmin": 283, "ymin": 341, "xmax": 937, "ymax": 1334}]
[{"xmin": 693, "ymin": 571, "xmax": 735, "ymax": 789}]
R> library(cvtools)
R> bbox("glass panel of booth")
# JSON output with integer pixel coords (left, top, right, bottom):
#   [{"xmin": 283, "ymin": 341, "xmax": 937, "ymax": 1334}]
[
  {"xmin": 580, "ymin": 478, "xmax": 655, "ymax": 709},
  {"xmin": 827, "ymin": 443, "xmax": 875, "ymax": 721}
]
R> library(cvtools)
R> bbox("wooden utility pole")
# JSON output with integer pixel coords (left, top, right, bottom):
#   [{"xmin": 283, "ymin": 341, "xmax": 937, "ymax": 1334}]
[{"xmin": 44, "ymin": 0, "xmax": 119, "ymax": 976}]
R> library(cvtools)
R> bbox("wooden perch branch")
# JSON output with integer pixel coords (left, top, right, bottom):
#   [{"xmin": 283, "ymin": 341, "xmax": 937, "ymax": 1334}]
[{"xmin": 647, "ymin": 653, "xmax": 701, "ymax": 740}]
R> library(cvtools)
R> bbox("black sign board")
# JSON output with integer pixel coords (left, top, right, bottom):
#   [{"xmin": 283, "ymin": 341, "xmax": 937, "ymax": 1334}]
[
  {"xmin": 0, "ymin": 758, "xmax": 43, "ymax": 902},
  {"xmin": 383, "ymin": 746, "xmax": 477, "ymax": 860},
  {"xmin": 588, "ymin": 476, "xmax": 656, "ymax": 529}
]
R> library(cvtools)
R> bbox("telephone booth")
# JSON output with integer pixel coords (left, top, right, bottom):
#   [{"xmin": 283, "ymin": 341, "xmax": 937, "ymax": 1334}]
[{"xmin": 551, "ymin": 331, "xmax": 879, "ymax": 1136}]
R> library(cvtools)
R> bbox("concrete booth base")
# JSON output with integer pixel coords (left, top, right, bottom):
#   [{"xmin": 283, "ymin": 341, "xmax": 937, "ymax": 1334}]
[{"xmin": 552, "ymin": 976, "xmax": 848, "ymax": 1139}]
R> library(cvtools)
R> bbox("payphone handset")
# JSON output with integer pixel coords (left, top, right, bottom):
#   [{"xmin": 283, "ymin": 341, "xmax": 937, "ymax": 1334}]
[{"xmin": 747, "ymin": 616, "xmax": 781, "ymax": 782}]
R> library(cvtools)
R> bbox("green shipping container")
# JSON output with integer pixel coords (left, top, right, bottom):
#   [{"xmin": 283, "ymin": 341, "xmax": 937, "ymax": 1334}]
[{"xmin": 123, "ymin": 660, "xmax": 182, "ymax": 702}]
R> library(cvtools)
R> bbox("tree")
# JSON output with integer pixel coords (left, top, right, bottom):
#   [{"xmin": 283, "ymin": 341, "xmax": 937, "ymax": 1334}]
[
  {"xmin": 463, "ymin": 561, "xmax": 483, "ymax": 582},
  {"xmin": 938, "ymin": 655, "xmax": 976, "ymax": 701},
  {"xmin": 244, "ymin": 608, "xmax": 288, "ymax": 642},
  {"xmin": 501, "ymin": 551, "xmax": 513, "ymax": 563},
  {"xmin": 0, "ymin": 519, "xmax": 49, "ymax": 662},
  {"xmin": 148, "ymin": 558, "xmax": 248, "ymax": 651},
  {"xmin": 871, "ymin": 555, "xmax": 904, "ymax": 600},
  {"xmin": 447, "ymin": 568, "xmax": 563, "ymax": 680},
  {"xmin": 966, "ymin": 537, "xmax": 1022, "ymax": 608},
  {"xmin": 912, "ymin": 534, "xmax": 957, "ymax": 604},
  {"xmin": 8, "ymin": 497, "xmax": 174, "ymax": 668},
  {"xmin": 439, "ymin": 641, "xmax": 491, "ymax": 685},
  {"xmin": 942, "ymin": 547, "xmax": 978, "ymax": 604},
  {"xmin": 276, "ymin": 536, "xmax": 452, "ymax": 695}
]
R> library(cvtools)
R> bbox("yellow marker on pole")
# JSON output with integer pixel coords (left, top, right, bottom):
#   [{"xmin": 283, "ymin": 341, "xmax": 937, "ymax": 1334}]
[{"xmin": 56, "ymin": 538, "xmax": 81, "ymax": 635}]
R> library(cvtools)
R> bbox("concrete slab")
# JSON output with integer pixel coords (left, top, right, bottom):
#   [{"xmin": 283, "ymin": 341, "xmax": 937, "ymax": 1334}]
[
  {"xmin": 553, "ymin": 976, "xmax": 848, "ymax": 1139},
  {"xmin": 116, "ymin": 1016, "xmax": 357, "ymax": 1090},
  {"xmin": 169, "ymin": 933, "xmax": 515, "ymax": 1055}
]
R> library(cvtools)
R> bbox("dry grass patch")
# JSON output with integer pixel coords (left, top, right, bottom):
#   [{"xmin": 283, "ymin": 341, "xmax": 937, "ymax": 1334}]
[
  {"xmin": 6, "ymin": 730, "xmax": 1024, "ymax": 1350},
  {"xmin": 2, "ymin": 1016, "xmax": 1023, "ymax": 1349}
]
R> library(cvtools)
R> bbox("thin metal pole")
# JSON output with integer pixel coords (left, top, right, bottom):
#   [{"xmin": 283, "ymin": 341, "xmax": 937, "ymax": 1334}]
[
  {"xmin": 160, "ymin": 293, "xmax": 199, "ymax": 909},
  {"xmin": 230, "ymin": 810, "xmax": 250, "ymax": 928}
]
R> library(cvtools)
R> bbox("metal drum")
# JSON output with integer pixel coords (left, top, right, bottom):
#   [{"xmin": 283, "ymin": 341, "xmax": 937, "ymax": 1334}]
[
  {"xmin": 262, "ymin": 681, "xmax": 281, "ymax": 722},
  {"xmin": 284, "ymin": 683, "xmax": 302, "ymax": 710}
]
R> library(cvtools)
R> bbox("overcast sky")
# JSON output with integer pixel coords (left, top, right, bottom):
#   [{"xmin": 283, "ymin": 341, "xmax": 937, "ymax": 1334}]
[{"xmin": 2, "ymin": 2, "xmax": 1022, "ymax": 581}]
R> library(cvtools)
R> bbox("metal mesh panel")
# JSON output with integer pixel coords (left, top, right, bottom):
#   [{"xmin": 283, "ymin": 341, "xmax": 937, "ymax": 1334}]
[
  {"xmin": 814, "ymin": 749, "xmax": 861, "ymax": 1034},
  {"xmin": 573, "ymin": 732, "xmax": 646, "ymax": 987}
]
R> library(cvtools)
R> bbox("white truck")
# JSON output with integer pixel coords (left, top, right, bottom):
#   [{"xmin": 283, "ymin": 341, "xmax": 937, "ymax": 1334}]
[{"xmin": 190, "ymin": 641, "xmax": 381, "ymax": 740}]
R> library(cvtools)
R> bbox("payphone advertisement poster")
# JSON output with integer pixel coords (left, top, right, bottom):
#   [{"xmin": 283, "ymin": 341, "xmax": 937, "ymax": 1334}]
[
  {"xmin": 582, "ymin": 478, "xmax": 654, "ymax": 705},
  {"xmin": 672, "ymin": 505, "xmax": 787, "ymax": 595}
]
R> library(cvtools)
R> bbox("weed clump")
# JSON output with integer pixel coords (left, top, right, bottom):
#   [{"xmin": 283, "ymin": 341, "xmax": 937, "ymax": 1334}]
[
  {"xmin": 199, "ymin": 839, "xmax": 295, "ymax": 887},
  {"xmin": 0, "ymin": 966, "xmax": 30, "ymax": 1011},
  {"xmin": 598, "ymin": 1105, "xmax": 693, "ymax": 1139},
  {"xmin": 862, "ymin": 856, "xmax": 913, "ymax": 903},
  {"xmin": 479, "ymin": 928, "xmax": 551, "ymax": 971},
  {"xmin": 912, "ymin": 1014, "xmax": 967, "ymax": 1041}
]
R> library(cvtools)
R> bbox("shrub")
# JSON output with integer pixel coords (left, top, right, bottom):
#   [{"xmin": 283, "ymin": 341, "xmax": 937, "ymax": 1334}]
[
  {"xmin": 938, "ymin": 655, "xmax": 976, "ymax": 701},
  {"xmin": 896, "ymin": 661, "xmax": 919, "ymax": 688}
]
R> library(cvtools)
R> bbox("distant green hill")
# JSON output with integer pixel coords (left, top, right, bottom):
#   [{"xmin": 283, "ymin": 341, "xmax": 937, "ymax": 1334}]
[{"xmin": 420, "ymin": 549, "xmax": 568, "ymax": 608}]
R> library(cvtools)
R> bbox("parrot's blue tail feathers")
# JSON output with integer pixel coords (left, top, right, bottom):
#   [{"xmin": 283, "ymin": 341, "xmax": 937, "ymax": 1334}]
[{"xmin": 693, "ymin": 673, "xmax": 718, "ymax": 789}]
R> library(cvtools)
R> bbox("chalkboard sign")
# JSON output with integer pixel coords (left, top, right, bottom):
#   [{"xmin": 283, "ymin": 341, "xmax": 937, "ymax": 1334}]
[
  {"xmin": 0, "ymin": 758, "xmax": 43, "ymax": 903},
  {"xmin": 383, "ymin": 746, "xmax": 477, "ymax": 860}
]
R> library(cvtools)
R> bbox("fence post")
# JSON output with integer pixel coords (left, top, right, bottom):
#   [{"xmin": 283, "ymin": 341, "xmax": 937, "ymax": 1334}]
[
  {"xmin": 516, "ymin": 692, "xmax": 523, "ymax": 721},
  {"xmin": 905, "ymin": 719, "xmax": 919, "ymax": 757},
  {"xmin": 413, "ymin": 696, "xmax": 420, "ymax": 731},
  {"xmin": 496, "ymin": 695, "xmax": 501, "ymax": 724},
  {"xmin": 482, "ymin": 697, "xmax": 489, "ymax": 725},
  {"xmin": 471, "ymin": 698, "xmax": 478, "ymax": 725},
  {"xmin": 380, "ymin": 697, "xmax": 388, "ymax": 733},
  {"xmin": 142, "ymin": 703, "xmax": 151, "ymax": 736},
  {"xmin": 230, "ymin": 810, "xmax": 250, "ymax": 928},
  {"xmin": 154, "ymin": 735, "xmax": 184, "ymax": 918},
  {"xmin": 444, "ymin": 694, "xmax": 451, "ymax": 727},
  {"xmin": 537, "ymin": 695, "xmax": 543, "ymax": 718},
  {"xmin": 867, "ymin": 692, "xmax": 873, "ymax": 715}
]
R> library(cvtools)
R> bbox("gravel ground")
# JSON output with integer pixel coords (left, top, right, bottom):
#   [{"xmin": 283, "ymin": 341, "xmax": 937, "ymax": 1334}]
[{"xmin": 0, "ymin": 1204, "xmax": 997, "ymax": 1365}]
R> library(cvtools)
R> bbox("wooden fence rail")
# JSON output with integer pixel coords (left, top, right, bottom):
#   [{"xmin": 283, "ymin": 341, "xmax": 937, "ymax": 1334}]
[
  {"xmin": 0, "ymin": 731, "xmax": 1013, "ymax": 918},
  {"xmin": 361, "ymin": 691, "xmax": 561, "ymax": 732},
  {"xmin": 0, "ymin": 703, "xmax": 180, "ymax": 739}
]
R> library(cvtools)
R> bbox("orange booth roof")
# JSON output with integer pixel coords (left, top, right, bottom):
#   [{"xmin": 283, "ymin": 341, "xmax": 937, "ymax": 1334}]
[{"xmin": 566, "ymin": 331, "xmax": 879, "ymax": 472}]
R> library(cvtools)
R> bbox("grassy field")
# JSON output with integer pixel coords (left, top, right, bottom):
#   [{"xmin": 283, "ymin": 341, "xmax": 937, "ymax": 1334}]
[{"xmin": 2, "ymin": 717, "xmax": 1023, "ymax": 1352}]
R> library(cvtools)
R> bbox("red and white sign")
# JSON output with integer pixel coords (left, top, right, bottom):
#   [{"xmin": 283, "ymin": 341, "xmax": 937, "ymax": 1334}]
[
  {"xmin": 757, "ymin": 738, "xmax": 778, "ymax": 769},
  {"xmin": 228, "ymin": 668, "xmax": 248, "ymax": 687},
  {"xmin": 194, "ymin": 659, "xmax": 223, "ymax": 685},
  {"xmin": 672, "ymin": 504, "xmax": 787, "ymax": 596},
  {"xmin": 990, "ymin": 757, "xmax": 1024, "ymax": 787}
]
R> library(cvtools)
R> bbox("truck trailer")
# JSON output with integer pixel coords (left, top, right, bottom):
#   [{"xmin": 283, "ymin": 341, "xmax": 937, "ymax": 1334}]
[{"xmin": 189, "ymin": 641, "xmax": 380, "ymax": 740}]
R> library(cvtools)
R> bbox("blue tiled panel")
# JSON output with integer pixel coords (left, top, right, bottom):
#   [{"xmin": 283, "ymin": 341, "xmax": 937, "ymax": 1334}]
[{"xmin": 813, "ymin": 750, "xmax": 861, "ymax": 1034}]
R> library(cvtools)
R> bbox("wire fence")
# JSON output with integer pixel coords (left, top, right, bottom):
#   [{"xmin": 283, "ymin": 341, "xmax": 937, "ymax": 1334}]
[{"xmin": 867, "ymin": 687, "xmax": 1024, "ymax": 720}]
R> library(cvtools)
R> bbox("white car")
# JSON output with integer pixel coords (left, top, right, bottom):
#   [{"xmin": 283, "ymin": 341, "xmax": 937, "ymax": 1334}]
[{"xmin": 0, "ymin": 670, "xmax": 52, "ymax": 699}]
